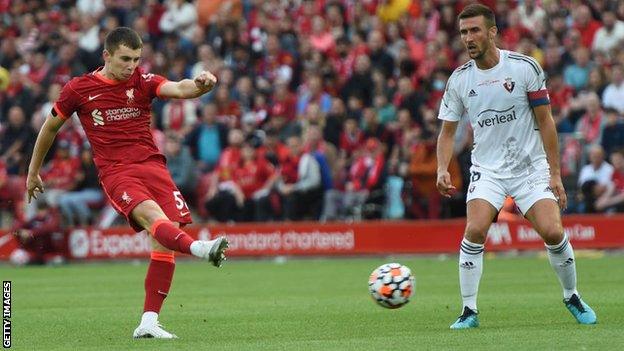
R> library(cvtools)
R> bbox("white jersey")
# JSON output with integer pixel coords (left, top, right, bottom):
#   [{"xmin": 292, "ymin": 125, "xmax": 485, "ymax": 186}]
[{"xmin": 439, "ymin": 50, "xmax": 550, "ymax": 179}]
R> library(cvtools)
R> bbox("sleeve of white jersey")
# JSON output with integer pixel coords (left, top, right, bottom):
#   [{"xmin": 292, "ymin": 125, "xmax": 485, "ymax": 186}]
[
  {"xmin": 438, "ymin": 74, "xmax": 464, "ymax": 122},
  {"xmin": 525, "ymin": 58, "xmax": 547, "ymax": 92}
]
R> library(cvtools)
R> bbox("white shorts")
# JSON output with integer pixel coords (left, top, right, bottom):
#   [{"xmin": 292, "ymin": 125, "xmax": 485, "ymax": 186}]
[{"xmin": 465, "ymin": 168, "xmax": 557, "ymax": 215}]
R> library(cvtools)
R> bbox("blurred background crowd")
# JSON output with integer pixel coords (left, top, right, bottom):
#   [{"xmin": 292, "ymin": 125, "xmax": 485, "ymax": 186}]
[{"xmin": 2, "ymin": 0, "xmax": 624, "ymax": 233}]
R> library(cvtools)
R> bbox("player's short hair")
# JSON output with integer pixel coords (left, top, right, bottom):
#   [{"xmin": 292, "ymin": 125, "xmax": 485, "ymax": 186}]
[
  {"xmin": 458, "ymin": 3, "xmax": 496, "ymax": 28},
  {"xmin": 104, "ymin": 27, "xmax": 143, "ymax": 55}
]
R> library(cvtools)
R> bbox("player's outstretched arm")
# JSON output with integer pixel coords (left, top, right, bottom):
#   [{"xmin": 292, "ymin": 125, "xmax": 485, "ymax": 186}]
[
  {"xmin": 26, "ymin": 113, "xmax": 65, "ymax": 203},
  {"xmin": 533, "ymin": 104, "xmax": 567, "ymax": 210},
  {"xmin": 159, "ymin": 70, "xmax": 218, "ymax": 99},
  {"xmin": 436, "ymin": 120, "xmax": 458, "ymax": 197}
]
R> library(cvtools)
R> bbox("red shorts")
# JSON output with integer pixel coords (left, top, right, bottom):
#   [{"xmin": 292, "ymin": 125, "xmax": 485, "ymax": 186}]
[{"xmin": 99, "ymin": 156, "xmax": 192, "ymax": 232}]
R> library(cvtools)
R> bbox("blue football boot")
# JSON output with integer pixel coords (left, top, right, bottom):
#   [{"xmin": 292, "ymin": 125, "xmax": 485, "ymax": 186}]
[
  {"xmin": 564, "ymin": 294, "xmax": 597, "ymax": 325},
  {"xmin": 450, "ymin": 306, "xmax": 479, "ymax": 329}
]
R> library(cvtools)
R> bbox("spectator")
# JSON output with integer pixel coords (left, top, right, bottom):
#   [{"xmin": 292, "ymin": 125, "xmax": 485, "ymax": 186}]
[
  {"xmin": 57, "ymin": 146, "xmax": 103, "ymax": 227},
  {"xmin": 322, "ymin": 138, "xmax": 386, "ymax": 221},
  {"xmin": 255, "ymin": 34, "xmax": 294, "ymax": 87},
  {"xmin": 393, "ymin": 76, "xmax": 426, "ymax": 126},
  {"xmin": 0, "ymin": 159, "xmax": 25, "ymax": 224},
  {"xmin": 191, "ymin": 44, "xmax": 220, "ymax": 80},
  {"xmin": 361, "ymin": 107, "xmax": 393, "ymax": 150},
  {"xmin": 233, "ymin": 141, "xmax": 278, "ymax": 222},
  {"xmin": 548, "ymin": 73, "xmax": 575, "ymax": 118},
  {"xmin": 26, "ymin": 140, "xmax": 80, "ymax": 219},
  {"xmin": 374, "ymin": 93, "xmax": 397, "ymax": 126},
  {"xmin": 408, "ymin": 125, "xmax": 461, "ymax": 219},
  {"xmin": 161, "ymin": 98, "xmax": 198, "ymax": 136},
  {"xmin": 517, "ymin": 0, "xmax": 547, "ymax": 30},
  {"xmin": 164, "ymin": 133, "xmax": 196, "ymax": 202},
  {"xmin": 575, "ymin": 92, "xmax": 605, "ymax": 146},
  {"xmin": 185, "ymin": 103, "xmax": 228, "ymax": 173},
  {"xmin": 11, "ymin": 201, "xmax": 65, "ymax": 266},
  {"xmin": 340, "ymin": 55, "xmax": 374, "ymax": 108},
  {"xmin": 592, "ymin": 10, "xmax": 624, "ymax": 54},
  {"xmin": 213, "ymin": 84, "xmax": 241, "ymax": 128},
  {"xmin": 564, "ymin": 47, "xmax": 593, "ymax": 91},
  {"xmin": 602, "ymin": 64, "xmax": 624, "ymax": 114},
  {"xmin": 159, "ymin": 0, "xmax": 198, "ymax": 41},
  {"xmin": 595, "ymin": 149, "xmax": 624, "ymax": 212},
  {"xmin": 271, "ymin": 80, "xmax": 297, "ymax": 122},
  {"xmin": 367, "ymin": 30, "xmax": 394, "ymax": 78},
  {"xmin": 587, "ymin": 66, "xmax": 608, "ymax": 100},
  {"xmin": 339, "ymin": 117, "xmax": 365, "ymax": 160},
  {"xmin": 200, "ymin": 128, "xmax": 244, "ymax": 220},
  {"xmin": 501, "ymin": 9, "xmax": 531, "ymax": 50},
  {"xmin": 72, "ymin": 34, "xmax": 101, "ymax": 73},
  {"xmin": 322, "ymin": 97, "xmax": 345, "ymax": 147},
  {"xmin": 601, "ymin": 108, "xmax": 624, "ymax": 156},
  {"xmin": 0, "ymin": 106, "xmax": 36, "ymax": 175},
  {"xmin": 296, "ymin": 74, "xmax": 332, "ymax": 119},
  {"xmin": 309, "ymin": 16, "xmax": 335, "ymax": 54},
  {"xmin": 278, "ymin": 135, "xmax": 322, "ymax": 221},
  {"xmin": 577, "ymin": 144, "xmax": 614, "ymax": 213},
  {"xmin": 572, "ymin": 5, "xmax": 602, "ymax": 48}
]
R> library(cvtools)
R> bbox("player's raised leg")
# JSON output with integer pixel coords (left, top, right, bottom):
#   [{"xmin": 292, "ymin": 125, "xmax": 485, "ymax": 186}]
[
  {"xmin": 450, "ymin": 199, "xmax": 498, "ymax": 329},
  {"xmin": 132, "ymin": 200, "xmax": 229, "ymax": 266},
  {"xmin": 525, "ymin": 199, "xmax": 596, "ymax": 325}
]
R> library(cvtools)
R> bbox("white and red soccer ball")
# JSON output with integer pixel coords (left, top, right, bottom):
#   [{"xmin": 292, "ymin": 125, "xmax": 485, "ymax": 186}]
[{"xmin": 368, "ymin": 263, "xmax": 415, "ymax": 309}]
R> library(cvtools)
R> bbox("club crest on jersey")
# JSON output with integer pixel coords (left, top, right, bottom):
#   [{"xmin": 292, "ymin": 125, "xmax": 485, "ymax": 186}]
[
  {"xmin": 122, "ymin": 191, "xmax": 132, "ymax": 204},
  {"xmin": 503, "ymin": 77, "xmax": 515, "ymax": 93},
  {"xmin": 126, "ymin": 88, "xmax": 135, "ymax": 104}
]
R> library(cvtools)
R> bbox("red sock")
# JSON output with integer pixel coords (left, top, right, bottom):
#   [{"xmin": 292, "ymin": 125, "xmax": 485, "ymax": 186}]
[
  {"xmin": 144, "ymin": 252, "xmax": 175, "ymax": 313},
  {"xmin": 151, "ymin": 220, "xmax": 194, "ymax": 254}
]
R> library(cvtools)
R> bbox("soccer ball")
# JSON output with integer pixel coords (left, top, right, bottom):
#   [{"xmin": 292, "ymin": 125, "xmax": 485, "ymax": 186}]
[{"xmin": 368, "ymin": 263, "xmax": 415, "ymax": 309}]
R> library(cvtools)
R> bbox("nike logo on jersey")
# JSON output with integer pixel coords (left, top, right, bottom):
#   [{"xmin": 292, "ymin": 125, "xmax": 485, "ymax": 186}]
[
  {"xmin": 88, "ymin": 93, "xmax": 103, "ymax": 101},
  {"xmin": 180, "ymin": 211, "xmax": 190, "ymax": 216}
]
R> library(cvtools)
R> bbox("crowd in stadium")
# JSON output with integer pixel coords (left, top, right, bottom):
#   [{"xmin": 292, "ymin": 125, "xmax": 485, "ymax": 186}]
[{"xmin": 2, "ymin": 0, "xmax": 624, "ymax": 230}]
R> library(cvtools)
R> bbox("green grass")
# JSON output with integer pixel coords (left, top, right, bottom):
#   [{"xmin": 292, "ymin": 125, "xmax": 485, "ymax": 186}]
[{"xmin": 1, "ymin": 254, "xmax": 623, "ymax": 350}]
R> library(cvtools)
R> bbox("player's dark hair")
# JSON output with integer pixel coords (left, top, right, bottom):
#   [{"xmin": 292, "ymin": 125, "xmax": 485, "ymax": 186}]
[
  {"xmin": 458, "ymin": 3, "xmax": 496, "ymax": 28},
  {"xmin": 104, "ymin": 27, "xmax": 143, "ymax": 55}
]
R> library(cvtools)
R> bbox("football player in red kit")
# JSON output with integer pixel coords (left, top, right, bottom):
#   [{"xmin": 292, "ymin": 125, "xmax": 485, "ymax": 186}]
[{"xmin": 26, "ymin": 27, "xmax": 228, "ymax": 339}]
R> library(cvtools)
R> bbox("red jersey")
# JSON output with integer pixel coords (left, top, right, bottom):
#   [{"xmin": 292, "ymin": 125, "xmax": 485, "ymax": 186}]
[
  {"xmin": 349, "ymin": 154, "xmax": 385, "ymax": 191},
  {"xmin": 339, "ymin": 130, "xmax": 365, "ymax": 157},
  {"xmin": 234, "ymin": 159, "xmax": 275, "ymax": 199},
  {"xmin": 612, "ymin": 169, "xmax": 624, "ymax": 193},
  {"xmin": 41, "ymin": 156, "xmax": 81, "ymax": 190},
  {"xmin": 53, "ymin": 67, "xmax": 168, "ymax": 171}
]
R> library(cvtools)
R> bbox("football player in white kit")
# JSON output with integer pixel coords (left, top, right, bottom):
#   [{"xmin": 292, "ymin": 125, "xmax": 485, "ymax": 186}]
[{"xmin": 436, "ymin": 4, "xmax": 596, "ymax": 329}]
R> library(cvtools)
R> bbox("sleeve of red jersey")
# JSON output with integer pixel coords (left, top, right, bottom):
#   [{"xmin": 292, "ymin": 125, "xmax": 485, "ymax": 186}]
[
  {"xmin": 53, "ymin": 81, "xmax": 79, "ymax": 120},
  {"xmin": 143, "ymin": 73, "xmax": 170, "ymax": 100}
]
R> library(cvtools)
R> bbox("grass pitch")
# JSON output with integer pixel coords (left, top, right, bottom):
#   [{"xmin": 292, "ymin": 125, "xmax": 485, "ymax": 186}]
[{"xmin": 1, "ymin": 254, "xmax": 623, "ymax": 350}]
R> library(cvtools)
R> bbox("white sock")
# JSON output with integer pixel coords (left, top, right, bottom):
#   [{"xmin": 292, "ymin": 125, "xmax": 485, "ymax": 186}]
[
  {"xmin": 459, "ymin": 238, "xmax": 484, "ymax": 311},
  {"xmin": 190, "ymin": 241, "xmax": 202, "ymax": 257},
  {"xmin": 545, "ymin": 235, "xmax": 578, "ymax": 299},
  {"xmin": 140, "ymin": 311, "xmax": 158, "ymax": 327}
]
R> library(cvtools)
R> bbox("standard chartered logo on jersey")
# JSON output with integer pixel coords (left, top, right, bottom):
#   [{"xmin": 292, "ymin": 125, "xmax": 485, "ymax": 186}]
[
  {"xmin": 92, "ymin": 109, "xmax": 104, "ymax": 126},
  {"xmin": 91, "ymin": 107, "xmax": 141, "ymax": 126},
  {"xmin": 476, "ymin": 105, "xmax": 517, "ymax": 128}
]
